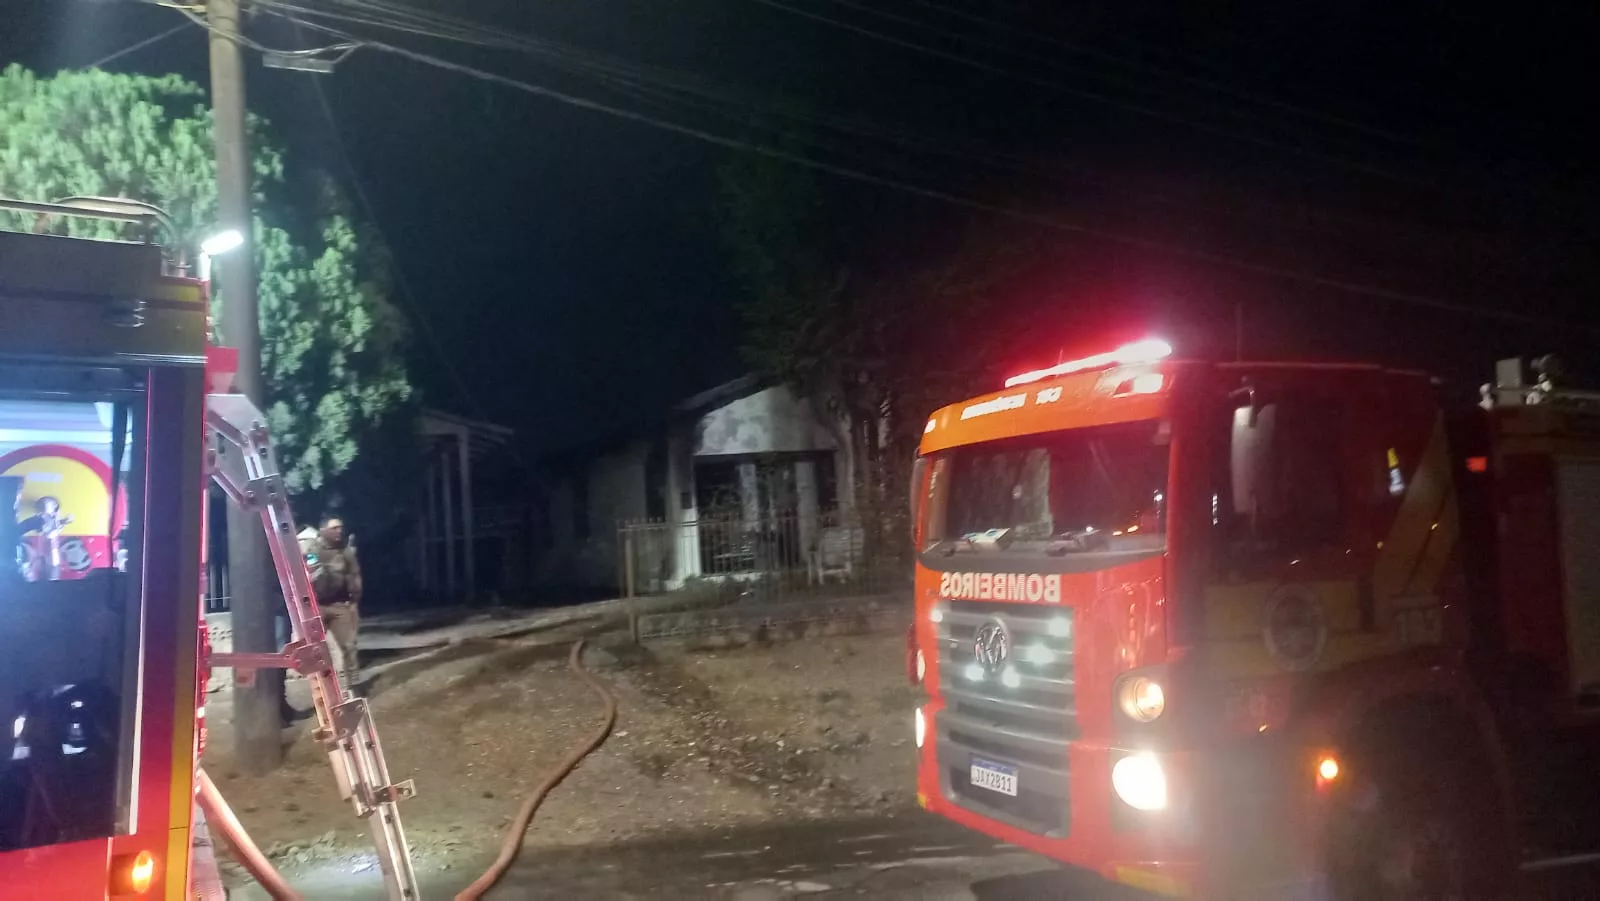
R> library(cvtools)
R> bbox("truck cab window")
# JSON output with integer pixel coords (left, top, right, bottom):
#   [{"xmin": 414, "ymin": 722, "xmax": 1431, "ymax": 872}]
[
  {"xmin": 0, "ymin": 391, "xmax": 144, "ymax": 852},
  {"xmin": 1217, "ymin": 388, "xmax": 1347, "ymax": 570},
  {"xmin": 921, "ymin": 420, "xmax": 1170, "ymax": 573}
]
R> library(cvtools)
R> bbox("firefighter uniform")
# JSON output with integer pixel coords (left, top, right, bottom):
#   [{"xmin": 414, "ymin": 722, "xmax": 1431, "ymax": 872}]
[{"xmin": 306, "ymin": 533, "xmax": 362, "ymax": 687}]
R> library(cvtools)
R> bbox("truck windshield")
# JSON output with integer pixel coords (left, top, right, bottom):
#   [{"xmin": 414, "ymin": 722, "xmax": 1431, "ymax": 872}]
[
  {"xmin": 0, "ymin": 381, "xmax": 144, "ymax": 852},
  {"xmin": 924, "ymin": 419, "xmax": 1170, "ymax": 570}
]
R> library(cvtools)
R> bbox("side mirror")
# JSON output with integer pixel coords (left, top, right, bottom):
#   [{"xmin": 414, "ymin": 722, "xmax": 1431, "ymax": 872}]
[
  {"xmin": 1229, "ymin": 383, "xmax": 1263, "ymax": 427},
  {"xmin": 1230, "ymin": 402, "xmax": 1281, "ymax": 526},
  {"xmin": 909, "ymin": 456, "xmax": 927, "ymax": 553}
]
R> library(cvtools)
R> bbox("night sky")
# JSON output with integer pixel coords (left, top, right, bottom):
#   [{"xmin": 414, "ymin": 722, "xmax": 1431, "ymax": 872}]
[{"xmin": 3, "ymin": 1, "xmax": 1598, "ymax": 450}]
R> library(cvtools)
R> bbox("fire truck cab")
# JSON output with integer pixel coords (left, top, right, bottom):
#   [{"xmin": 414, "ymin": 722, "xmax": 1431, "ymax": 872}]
[
  {"xmin": 909, "ymin": 339, "xmax": 1600, "ymax": 898},
  {"xmin": 0, "ymin": 215, "xmax": 210, "ymax": 897}
]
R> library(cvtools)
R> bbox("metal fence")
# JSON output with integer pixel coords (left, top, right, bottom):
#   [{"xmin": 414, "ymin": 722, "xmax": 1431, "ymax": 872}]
[
  {"xmin": 205, "ymin": 551, "xmax": 230, "ymax": 614},
  {"xmin": 617, "ymin": 509, "xmax": 909, "ymax": 606}
]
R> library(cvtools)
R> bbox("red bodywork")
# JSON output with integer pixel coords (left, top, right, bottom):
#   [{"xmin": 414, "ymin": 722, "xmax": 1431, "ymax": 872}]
[
  {"xmin": 0, "ymin": 268, "xmax": 210, "ymax": 899},
  {"xmin": 912, "ymin": 360, "xmax": 1201, "ymax": 893},
  {"xmin": 906, "ymin": 355, "xmax": 1544, "ymax": 897},
  {"xmin": 913, "ymin": 556, "xmax": 1207, "ymax": 889}
]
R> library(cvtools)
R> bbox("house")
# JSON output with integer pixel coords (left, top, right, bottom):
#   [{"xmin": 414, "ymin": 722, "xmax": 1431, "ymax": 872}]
[
  {"xmin": 412, "ymin": 408, "xmax": 522, "ymax": 602},
  {"xmin": 533, "ymin": 375, "xmax": 849, "ymax": 594}
]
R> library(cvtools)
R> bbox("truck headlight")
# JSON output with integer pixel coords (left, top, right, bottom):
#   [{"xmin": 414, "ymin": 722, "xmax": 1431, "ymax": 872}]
[
  {"xmin": 1112, "ymin": 752, "xmax": 1167, "ymax": 811},
  {"xmin": 914, "ymin": 706, "xmax": 927, "ymax": 749},
  {"xmin": 1116, "ymin": 675, "xmax": 1166, "ymax": 723},
  {"xmin": 915, "ymin": 649, "xmax": 927, "ymax": 684}
]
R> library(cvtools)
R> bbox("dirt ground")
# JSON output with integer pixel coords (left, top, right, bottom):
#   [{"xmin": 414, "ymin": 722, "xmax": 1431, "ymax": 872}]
[{"xmin": 204, "ymin": 627, "xmax": 921, "ymax": 883}]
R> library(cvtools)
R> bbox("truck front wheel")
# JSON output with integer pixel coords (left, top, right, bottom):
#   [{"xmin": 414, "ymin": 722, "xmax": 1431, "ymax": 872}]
[{"xmin": 1322, "ymin": 716, "xmax": 1513, "ymax": 900}]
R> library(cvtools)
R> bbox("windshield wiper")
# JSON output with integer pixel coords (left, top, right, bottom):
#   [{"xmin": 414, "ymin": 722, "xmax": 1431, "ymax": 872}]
[
  {"xmin": 1044, "ymin": 528, "xmax": 1111, "ymax": 556},
  {"xmin": 933, "ymin": 526, "xmax": 1113, "ymax": 557}
]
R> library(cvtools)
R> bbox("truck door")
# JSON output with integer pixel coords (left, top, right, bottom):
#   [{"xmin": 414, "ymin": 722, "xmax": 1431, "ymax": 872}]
[
  {"xmin": 1555, "ymin": 458, "xmax": 1600, "ymax": 702},
  {"xmin": 1201, "ymin": 370, "xmax": 1390, "ymax": 686}
]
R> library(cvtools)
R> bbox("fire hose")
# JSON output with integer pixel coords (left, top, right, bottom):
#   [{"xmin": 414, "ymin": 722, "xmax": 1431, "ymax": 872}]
[
  {"xmin": 202, "ymin": 638, "xmax": 616, "ymax": 900},
  {"xmin": 196, "ymin": 766, "xmax": 304, "ymax": 901},
  {"xmin": 454, "ymin": 638, "xmax": 618, "ymax": 900}
]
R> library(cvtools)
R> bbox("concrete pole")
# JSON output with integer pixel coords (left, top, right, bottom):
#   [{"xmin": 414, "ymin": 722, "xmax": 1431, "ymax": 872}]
[
  {"xmin": 441, "ymin": 444, "xmax": 456, "ymax": 598},
  {"xmin": 210, "ymin": 0, "xmax": 282, "ymax": 772},
  {"xmin": 458, "ymin": 427, "xmax": 475, "ymax": 601},
  {"xmin": 423, "ymin": 456, "xmax": 437, "ymax": 596}
]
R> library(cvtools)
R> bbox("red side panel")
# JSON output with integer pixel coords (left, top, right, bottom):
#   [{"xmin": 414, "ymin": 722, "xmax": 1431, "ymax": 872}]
[
  {"xmin": 1, "ymin": 841, "xmax": 116, "ymax": 899},
  {"xmin": 1496, "ymin": 453, "xmax": 1568, "ymax": 690}
]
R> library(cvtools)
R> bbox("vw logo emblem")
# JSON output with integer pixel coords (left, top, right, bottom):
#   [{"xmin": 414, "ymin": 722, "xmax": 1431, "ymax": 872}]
[{"xmin": 973, "ymin": 618, "xmax": 1011, "ymax": 673}]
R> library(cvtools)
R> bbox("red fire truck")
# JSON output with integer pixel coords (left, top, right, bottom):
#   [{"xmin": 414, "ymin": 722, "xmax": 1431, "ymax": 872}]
[
  {"xmin": 0, "ymin": 200, "xmax": 416, "ymax": 900},
  {"xmin": 907, "ymin": 337, "xmax": 1600, "ymax": 898},
  {"xmin": 0, "ymin": 207, "xmax": 220, "ymax": 898}
]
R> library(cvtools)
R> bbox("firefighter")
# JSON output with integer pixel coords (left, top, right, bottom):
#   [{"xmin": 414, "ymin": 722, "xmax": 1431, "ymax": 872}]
[
  {"xmin": 305, "ymin": 513, "xmax": 362, "ymax": 689},
  {"xmin": 274, "ymin": 524, "xmax": 324, "ymax": 726}
]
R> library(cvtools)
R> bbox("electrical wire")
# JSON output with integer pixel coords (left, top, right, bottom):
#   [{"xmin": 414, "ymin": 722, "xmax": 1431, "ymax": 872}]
[
  {"xmin": 152, "ymin": 0, "xmax": 355, "ymax": 58},
  {"xmin": 254, "ymin": 0, "xmax": 1501, "ymax": 250},
  {"xmin": 743, "ymin": 0, "xmax": 1422, "ymax": 185},
  {"xmin": 311, "ymin": 0, "xmax": 1412, "ymax": 183},
  {"xmin": 810, "ymin": 0, "xmax": 1417, "ymax": 155},
  {"xmin": 263, "ymin": 0, "xmax": 1588, "ymax": 262},
  {"xmin": 85, "ymin": 21, "xmax": 195, "ymax": 69},
  {"xmin": 899, "ymin": 0, "xmax": 1430, "ymax": 150},
  {"xmin": 582, "ymin": 70, "xmax": 1476, "ymax": 248},
  {"xmin": 250, "ymin": 10, "xmax": 1590, "ymax": 332},
  {"xmin": 298, "ymin": 44, "xmax": 496, "ymax": 426}
]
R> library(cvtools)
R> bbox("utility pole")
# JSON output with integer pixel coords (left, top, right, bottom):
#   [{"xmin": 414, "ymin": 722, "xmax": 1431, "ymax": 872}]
[{"xmin": 209, "ymin": 0, "xmax": 283, "ymax": 771}]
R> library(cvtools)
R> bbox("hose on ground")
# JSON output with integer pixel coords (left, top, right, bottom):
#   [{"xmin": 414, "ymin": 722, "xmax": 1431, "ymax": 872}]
[
  {"xmin": 454, "ymin": 638, "xmax": 618, "ymax": 900},
  {"xmin": 195, "ymin": 766, "xmax": 305, "ymax": 901}
]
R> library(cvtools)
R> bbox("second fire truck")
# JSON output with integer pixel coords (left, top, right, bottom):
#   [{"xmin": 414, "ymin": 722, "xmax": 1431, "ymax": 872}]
[{"xmin": 909, "ymin": 338, "xmax": 1600, "ymax": 898}]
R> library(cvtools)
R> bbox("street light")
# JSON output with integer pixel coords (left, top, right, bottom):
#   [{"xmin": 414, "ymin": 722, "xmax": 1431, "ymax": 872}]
[{"xmin": 197, "ymin": 228, "xmax": 244, "ymax": 282}]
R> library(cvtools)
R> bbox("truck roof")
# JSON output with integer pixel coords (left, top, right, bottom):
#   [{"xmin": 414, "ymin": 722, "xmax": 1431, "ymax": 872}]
[
  {"xmin": 919, "ymin": 358, "xmax": 1438, "ymax": 455},
  {"xmin": 0, "ymin": 229, "xmax": 208, "ymax": 366},
  {"xmin": 921, "ymin": 360, "xmax": 1177, "ymax": 454}
]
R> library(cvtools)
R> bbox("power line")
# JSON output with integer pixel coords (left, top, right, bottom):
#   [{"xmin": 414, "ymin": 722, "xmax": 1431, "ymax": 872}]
[
  {"xmin": 899, "ymin": 0, "xmax": 1430, "ymax": 150},
  {"xmin": 85, "ymin": 21, "xmax": 194, "ymax": 69},
  {"xmin": 296, "ymin": 0, "xmax": 1399, "ymax": 178},
  {"xmin": 301, "ymin": 59, "xmax": 493, "ymax": 425},
  {"xmin": 251, "ymin": 10, "xmax": 1587, "ymax": 332},
  {"xmin": 815, "ymin": 0, "xmax": 1402, "ymax": 154},
  {"xmin": 125, "ymin": 6, "xmax": 485, "ymax": 420},
  {"xmin": 145, "ymin": 0, "xmax": 357, "ymax": 57},
  {"xmin": 257, "ymin": 0, "xmax": 1493, "ymax": 249},
  {"xmin": 292, "ymin": 0, "xmax": 1599, "ymax": 255},
  {"xmin": 743, "ymin": 0, "xmax": 1423, "ymax": 185}
]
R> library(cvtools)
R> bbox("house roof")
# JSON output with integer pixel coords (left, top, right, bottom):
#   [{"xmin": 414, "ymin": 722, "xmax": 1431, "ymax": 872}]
[
  {"xmin": 535, "ymin": 373, "xmax": 781, "ymax": 474},
  {"xmin": 673, "ymin": 373, "xmax": 775, "ymax": 417},
  {"xmin": 419, "ymin": 408, "xmax": 516, "ymax": 461}
]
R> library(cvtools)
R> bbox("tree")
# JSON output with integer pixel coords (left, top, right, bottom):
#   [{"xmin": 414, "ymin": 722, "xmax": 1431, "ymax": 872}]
[
  {"xmin": 0, "ymin": 65, "xmax": 412, "ymax": 494},
  {"xmin": 718, "ymin": 151, "xmax": 1044, "ymax": 553}
]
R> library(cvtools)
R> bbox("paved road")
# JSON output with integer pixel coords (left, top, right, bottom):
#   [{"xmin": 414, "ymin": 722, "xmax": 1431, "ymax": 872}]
[
  {"xmin": 231, "ymin": 813, "xmax": 1143, "ymax": 900},
  {"xmin": 232, "ymin": 811, "xmax": 1600, "ymax": 900}
]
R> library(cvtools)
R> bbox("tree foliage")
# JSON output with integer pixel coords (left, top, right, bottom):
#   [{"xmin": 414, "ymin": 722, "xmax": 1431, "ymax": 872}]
[
  {"xmin": 0, "ymin": 65, "xmax": 412, "ymax": 494},
  {"xmin": 718, "ymin": 151, "xmax": 1043, "ymax": 543}
]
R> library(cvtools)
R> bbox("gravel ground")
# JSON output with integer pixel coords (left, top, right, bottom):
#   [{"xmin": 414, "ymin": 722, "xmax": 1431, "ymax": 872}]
[{"xmin": 204, "ymin": 628, "xmax": 919, "ymax": 885}]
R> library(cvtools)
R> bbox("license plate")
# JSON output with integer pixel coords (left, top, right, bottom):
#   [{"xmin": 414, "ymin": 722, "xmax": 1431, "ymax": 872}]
[{"xmin": 969, "ymin": 757, "xmax": 1019, "ymax": 797}]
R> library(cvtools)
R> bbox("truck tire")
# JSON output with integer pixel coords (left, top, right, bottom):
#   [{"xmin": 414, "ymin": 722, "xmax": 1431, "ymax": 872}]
[{"xmin": 1323, "ymin": 714, "xmax": 1514, "ymax": 900}]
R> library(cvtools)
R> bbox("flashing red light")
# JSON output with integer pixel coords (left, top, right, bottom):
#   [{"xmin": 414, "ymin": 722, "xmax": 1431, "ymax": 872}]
[
  {"xmin": 1005, "ymin": 338, "xmax": 1174, "ymax": 388},
  {"xmin": 1466, "ymin": 456, "xmax": 1488, "ymax": 473}
]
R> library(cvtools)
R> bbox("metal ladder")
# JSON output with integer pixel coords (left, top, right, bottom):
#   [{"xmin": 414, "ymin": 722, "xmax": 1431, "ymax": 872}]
[{"xmin": 204, "ymin": 393, "xmax": 420, "ymax": 900}]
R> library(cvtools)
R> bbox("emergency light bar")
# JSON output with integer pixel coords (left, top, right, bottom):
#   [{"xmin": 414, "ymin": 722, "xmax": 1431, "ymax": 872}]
[{"xmin": 1004, "ymin": 338, "xmax": 1173, "ymax": 388}]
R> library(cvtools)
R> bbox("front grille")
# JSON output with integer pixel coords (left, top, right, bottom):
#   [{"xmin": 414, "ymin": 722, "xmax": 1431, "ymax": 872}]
[
  {"xmin": 934, "ymin": 599, "xmax": 1075, "ymax": 836},
  {"xmin": 949, "ymin": 766, "xmax": 1066, "ymax": 833}
]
